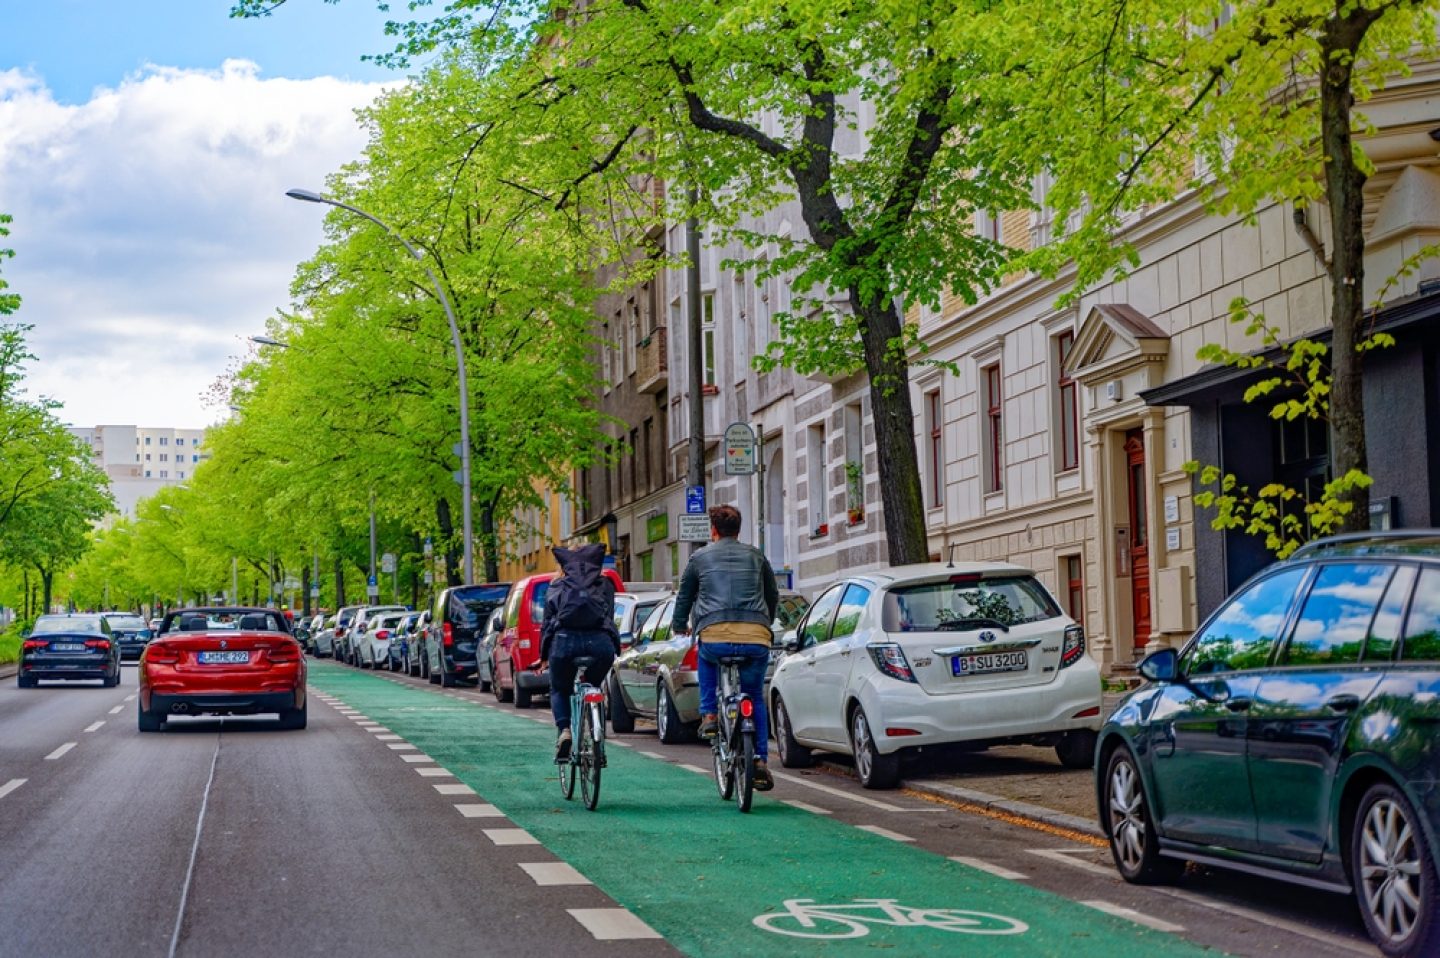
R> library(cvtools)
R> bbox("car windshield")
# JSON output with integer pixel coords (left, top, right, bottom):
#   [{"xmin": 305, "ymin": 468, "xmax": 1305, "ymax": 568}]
[
  {"xmin": 33, "ymin": 616, "xmax": 102, "ymax": 634},
  {"xmin": 451, "ymin": 585, "xmax": 509, "ymax": 627},
  {"xmin": 106, "ymin": 615, "xmax": 148, "ymax": 632},
  {"xmin": 883, "ymin": 575, "xmax": 1060, "ymax": 631},
  {"xmin": 168, "ymin": 611, "xmax": 289, "ymax": 633}
]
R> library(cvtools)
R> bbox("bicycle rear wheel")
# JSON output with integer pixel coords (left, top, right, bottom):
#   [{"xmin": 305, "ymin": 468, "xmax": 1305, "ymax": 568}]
[
  {"xmin": 735, "ymin": 728, "xmax": 755, "ymax": 813},
  {"xmin": 712, "ymin": 730, "xmax": 735, "ymax": 801},
  {"xmin": 559, "ymin": 726, "xmax": 577, "ymax": 800},
  {"xmin": 579, "ymin": 701, "xmax": 602, "ymax": 811}
]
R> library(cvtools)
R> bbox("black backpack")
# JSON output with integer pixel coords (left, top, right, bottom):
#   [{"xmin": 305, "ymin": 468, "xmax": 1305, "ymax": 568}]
[{"xmin": 550, "ymin": 543, "xmax": 612, "ymax": 631}]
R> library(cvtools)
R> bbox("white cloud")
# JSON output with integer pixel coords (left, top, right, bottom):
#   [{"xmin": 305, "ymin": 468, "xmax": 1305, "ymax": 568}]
[{"xmin": 0, "ymin": 60, "xmax": 394, "ymax": 428}]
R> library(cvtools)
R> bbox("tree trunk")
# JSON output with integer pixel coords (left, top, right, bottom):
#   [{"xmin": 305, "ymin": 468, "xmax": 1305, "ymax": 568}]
[
  {"xmin": 301, "ymin": 563, "xmax": 312, "ymax": 617},
  {"xmin": 1320, "ymin": 19, "xmax": 1373, "ymax": 532},
  {"xmin": 479, "ymin": 500, "xmax": 500, "ymax": 584},
  {"xmin": 39, "ymin": 565, "xmax": 53, "ymax": 616},
  {"xmin": 436, "ymin": 497, "xmax": 461, "ymax": 587},
  {"xmin": 333, "ymin": 554, "xmax": 345, "ymax": 608}
]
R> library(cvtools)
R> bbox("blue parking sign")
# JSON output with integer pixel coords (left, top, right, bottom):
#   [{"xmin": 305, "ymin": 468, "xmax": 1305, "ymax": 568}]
[{"xmin": 685, "ymin": 485, "xmax": 706, "ymax": 515}]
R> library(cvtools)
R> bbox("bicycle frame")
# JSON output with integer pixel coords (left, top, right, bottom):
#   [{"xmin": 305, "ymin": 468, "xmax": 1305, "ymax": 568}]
[
  {"xmin": 558, "ymin": 657, "xmax": 606, "ymax": 811},
  {"xmin": 712, "ymin": 657, "xmax": 757, "ymax": 812}
]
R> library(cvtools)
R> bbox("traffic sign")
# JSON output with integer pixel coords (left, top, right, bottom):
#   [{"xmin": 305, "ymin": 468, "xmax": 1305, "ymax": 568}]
[
  {"xmin": 380, "ymin": 552, "xmax": 396, "ymax": 574},
  {"xmin": 367, "ymin": 574, "xmax": 378, "ymax": 587},
  {"xmin": 685, "ymin": 485, "xmax": 706, "ymax": 515},
  {"xmin": 723, "ymin": 422, "xmax": 756, "ymax": 475},
  {"xmin": 678, "ymin": 513, "xmax": 711, "ymax": 542},
  {"xmin": 309, "ymin": 586, "xmax": 320, "ymax": 598}
]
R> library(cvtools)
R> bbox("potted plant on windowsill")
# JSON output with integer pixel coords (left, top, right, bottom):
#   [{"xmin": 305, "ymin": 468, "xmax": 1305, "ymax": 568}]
[
  {"xmin": 845, "ymin": 460, "xmax": 865, "ymax": 525},
  {"xmin": 811, "ymin": 522, "xmax": 829, "ymax": 538}
]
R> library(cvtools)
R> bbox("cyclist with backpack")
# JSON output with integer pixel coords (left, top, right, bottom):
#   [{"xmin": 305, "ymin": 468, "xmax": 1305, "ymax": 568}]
[{"xmin": 539, "ymin": 542, "xmax": 621, "ymax": 762}]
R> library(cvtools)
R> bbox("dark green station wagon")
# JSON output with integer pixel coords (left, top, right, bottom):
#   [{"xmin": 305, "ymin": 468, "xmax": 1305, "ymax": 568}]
[{"xmin": 1097, "ymin": 530, "xmax": 1440, "ymax": 957}]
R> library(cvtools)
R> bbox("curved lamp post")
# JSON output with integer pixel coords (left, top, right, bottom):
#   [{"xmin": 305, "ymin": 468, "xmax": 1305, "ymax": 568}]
[
  {"xmin": 250, "ymin": 335, "xmax": 290, "ymax": 349},
  {"xmin": 285, "ymin": 188, "xmax": 474, "ymax": 585}
]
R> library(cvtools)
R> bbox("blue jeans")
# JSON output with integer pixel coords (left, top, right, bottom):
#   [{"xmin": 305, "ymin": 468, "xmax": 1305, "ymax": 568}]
[
  {"xmin": 698, "ymin": 642, "xmax": 769, "ymax": 761},
  {"xmin": 548, "ymin": 632, "xmax": 616, "ymax": 729}
]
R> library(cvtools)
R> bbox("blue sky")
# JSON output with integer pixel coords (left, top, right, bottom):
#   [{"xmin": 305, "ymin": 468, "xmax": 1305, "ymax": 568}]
[{"xmin": 0, "ymin": 1, "xmax": 411, "ymax": 428}]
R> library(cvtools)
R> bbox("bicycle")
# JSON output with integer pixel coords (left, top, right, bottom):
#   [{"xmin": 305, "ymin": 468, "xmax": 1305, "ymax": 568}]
[
  {"xmin": 751, "ymin": 898, "xmax": 1030, "ymax": 939},
  {"xmin": 557, "ymin": 655, "xmax": 606, "ymax": 811},
  {"xmin": 710, "ymin": 654, "xmax": 758, "ymax": 813}
]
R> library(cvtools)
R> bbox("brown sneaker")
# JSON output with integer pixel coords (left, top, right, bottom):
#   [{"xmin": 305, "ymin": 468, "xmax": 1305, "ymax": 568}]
[
  {"xmin": 699, "ymin": 714, "xmax": 718, "ymax": 738},
  {"xmin": 753, "ymin": 759, "xmax": 775, "ymax": 791},
  {"xmin": 554, "ymin": 728, "xmax": 572, "ymax": 763}
]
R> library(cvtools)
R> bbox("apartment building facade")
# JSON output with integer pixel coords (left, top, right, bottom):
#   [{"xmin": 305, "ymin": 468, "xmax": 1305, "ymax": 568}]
[{"xmin": 68, "ymin": 424, "xmax": 211, "ymax": 518}]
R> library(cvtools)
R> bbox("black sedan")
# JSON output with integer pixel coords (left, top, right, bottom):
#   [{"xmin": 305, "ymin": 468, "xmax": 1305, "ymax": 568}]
[
  {"xmin": 18, "ymin": 613, "xmax": 122, "ymax": 687},
  {"xmin": 1097, "ymin": 530, "xmax": 1440, "ymax": 958},
  {"xmin": 102, "ymin": 612, "xmax": 154, "ymax": 663}
]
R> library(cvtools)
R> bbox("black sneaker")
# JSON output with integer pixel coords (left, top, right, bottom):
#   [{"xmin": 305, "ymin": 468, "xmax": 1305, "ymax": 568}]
[
  {"xmin": 699, "ymin": 714, "xmax": 718, "ymax": 738},
  {"xmin": 753, "ymin": 760, "xmax": 775, "ymax": 791},
  {"xmin": 554, "ymin": 729, "xmax": 572, "ymax": 763}
]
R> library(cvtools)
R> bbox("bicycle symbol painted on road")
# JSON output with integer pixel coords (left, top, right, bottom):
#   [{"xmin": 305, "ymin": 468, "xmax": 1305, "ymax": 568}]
[{"xmin": 752, "ymin": 898, "xmax": 1030, "ymax": 939}]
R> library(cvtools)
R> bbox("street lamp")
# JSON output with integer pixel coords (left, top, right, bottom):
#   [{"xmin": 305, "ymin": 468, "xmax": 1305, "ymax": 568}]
[{"xmin": 286, "ymin": 187, "xmax": 474, "ymax": 585}]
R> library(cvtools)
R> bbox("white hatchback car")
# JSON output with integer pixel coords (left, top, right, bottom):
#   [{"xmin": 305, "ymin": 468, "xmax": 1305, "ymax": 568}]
[{"xmin": 769, "ymin": 562, "xmax": 1102, "ymax": 788}]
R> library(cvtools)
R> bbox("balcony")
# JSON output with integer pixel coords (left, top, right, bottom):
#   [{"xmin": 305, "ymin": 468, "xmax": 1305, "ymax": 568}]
[{"xmin": 636, "ymin": 326, "xmax": 668, "ymax": 394}]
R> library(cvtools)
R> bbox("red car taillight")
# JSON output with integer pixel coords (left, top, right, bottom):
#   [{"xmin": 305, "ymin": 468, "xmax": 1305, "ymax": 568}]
[
  {"xmin": 145, "ymin": 645, "xmax": 180, "ymax": 665},
  {"xmin": 335, "ymin": 627, "xmax": 347, "ymax": 638},
  {"xmin": 268, "ymin": 644, "xmax": 301, "ymax": 663},
  {"xmin": 681, "ymin": 637, "xmax": 697, "ymax": 672},
  {"xmin": 376, "ymin": 630, "xmax": 390, "ymax": 641},
  {"xmin": 85, "ymin": 639, "xmax": 111, "ymax": 651},
  {"xmin": 868, "ymin": 643, "xmax": 918, "ymax": 683},
  {"xmin": 443, "ymin": 622, "xmax": 454, "ymax": 648},
  {"xmin": 22, "ymin": 640, "xmax": 46, "ymax": 651},
  {"xmin": 1060, "ymin": 625, "xmax": 1085, "ymax": 669}
]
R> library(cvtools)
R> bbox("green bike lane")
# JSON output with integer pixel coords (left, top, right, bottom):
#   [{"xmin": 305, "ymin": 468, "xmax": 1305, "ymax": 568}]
[{"xmin": 311, "ymin": 663, "xmax": 1221, "ymax": 957}]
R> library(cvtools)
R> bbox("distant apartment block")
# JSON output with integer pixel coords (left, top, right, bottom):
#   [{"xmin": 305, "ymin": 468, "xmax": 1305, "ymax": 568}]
[{"xmin": 67, "ymin": 424, "xmax": 210, "ymax": 517}]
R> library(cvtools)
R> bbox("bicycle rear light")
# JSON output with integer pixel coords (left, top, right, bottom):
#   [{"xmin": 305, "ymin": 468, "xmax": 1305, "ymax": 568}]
[
  {"xmin": 583, "ymin": 690, "xmax": 605, "ymax": 704},
  {"xmin": 738, "ymin": 698, "xmax": 754, "ymax": 718},
  {"xmin": 868, "ymin": 643, "xmax": 917, "ymax": 683}
]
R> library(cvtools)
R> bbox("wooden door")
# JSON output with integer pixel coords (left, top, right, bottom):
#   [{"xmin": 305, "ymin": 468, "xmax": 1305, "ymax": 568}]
[{"xmin": 1124, "ymin": 429, "xmax": 1151, "ymax": 648}]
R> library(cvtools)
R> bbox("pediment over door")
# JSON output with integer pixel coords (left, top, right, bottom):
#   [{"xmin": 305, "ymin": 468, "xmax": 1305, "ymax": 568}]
[{"xmin": 1066, "ymin": 303, "xmax": 1170, "ymax": 388}]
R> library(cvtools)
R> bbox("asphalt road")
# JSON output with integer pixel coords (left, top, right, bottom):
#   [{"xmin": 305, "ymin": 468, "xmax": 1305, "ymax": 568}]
[{"xmin": 0, "ymin": 660, "xmax": 1382, "ymax": 958}]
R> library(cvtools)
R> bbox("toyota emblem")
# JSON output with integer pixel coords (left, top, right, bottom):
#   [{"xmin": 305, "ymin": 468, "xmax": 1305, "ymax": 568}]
[{"xmin": 978, "ymin": 630, "xmax": 997, "ymax": 644}]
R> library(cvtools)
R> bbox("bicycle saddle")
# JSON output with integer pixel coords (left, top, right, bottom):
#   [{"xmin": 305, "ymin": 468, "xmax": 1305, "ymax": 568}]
[
  {"xmin": 571, "ymin": 656, "xmax": 596, "ymax": 669},
  {"xmin": 716, "ymin": 655, "xmax": 751, "ymax": 666}
]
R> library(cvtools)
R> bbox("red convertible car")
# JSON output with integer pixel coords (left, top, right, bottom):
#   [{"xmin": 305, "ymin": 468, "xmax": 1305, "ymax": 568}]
[{"xmin": 138, "ymin": 607, "xmax": 307, "ymax": 732}]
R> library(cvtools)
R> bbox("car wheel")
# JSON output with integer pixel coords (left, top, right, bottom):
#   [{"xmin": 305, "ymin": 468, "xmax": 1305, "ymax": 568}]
[
  {"xmin": 657, "ymin": 684, "xmax": 691, "ymax": 744},
  {"xmin": 278, "ymin": 698, "xmax": 308, "ymax": 731},
  {"xmin": 1103, "ymin": 745, "xmax": 1182, "ymax": 884},
  {"xmin": 850, "ymin": 707, "xmax": 900, "ymax": 789},
  {"xmin": 1351, "ymin": 781, "xmax": 1440, "ymax": 957},
  {"xmin": 440, "ymin": 668, "xmax": 458, "ymax": 689},
  {"xmin": 514, "ymin": 681, "xmax": 532, "ymax": 709},
  {"xmin": 608, "ymin": 674, "xmax": 636, "ymax": 734},
  {"xmin": 773, "ymin": 695, "xmax": 813, "ymax": 768},
  {"xmin": 103, "ymin": 669, "xmax": 119, "ymax": 688},
  {"xmin": 17, "ymin": 674, "xmax": 35, "ymax": 689},
  {"xmin": 1055, "ymin": 729, "xmax": 1098, "ymax": 769},
  {"xmin": 138, "ymin": 703, "xmax": 165, "ymax": 732}
]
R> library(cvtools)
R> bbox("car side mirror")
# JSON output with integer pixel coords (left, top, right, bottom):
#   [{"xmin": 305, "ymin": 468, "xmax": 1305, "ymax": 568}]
[
  {"xmin": 1138, "ymin": 647, "xmax": 1179, "ymax": 684},
  {"xmin": 783, "ymin": 635, "xmax": 802, "ymax": 654}
]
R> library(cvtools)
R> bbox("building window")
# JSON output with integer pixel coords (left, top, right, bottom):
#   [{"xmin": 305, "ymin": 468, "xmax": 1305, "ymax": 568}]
[
  {"xmin": 702, "ymin": 291, "xmax": 716, "ymax": 386},
  {"xmin": 159, "ymin": 436, "xmax": 168, "ymax": 445},
  {"xmin": 177, "ymin": 437, "xmax": 185, "ymax": 446},
  {"xmin": 145, "ymin": 437, "xmax": 151, "ymax": 445},
  {"xmin": 807, "ymin": 423, "xmax": 827, "ymax": 534},
  {"xmin": 145, "ymin": 453, "xmax": 151, "ymax": 461},
  {"xmin": 160, "ymin": 453, "xmax": 168, "ymax": 462},
  {"xmin": 192, "ymin": 454, "xmax": 200, "ymax": 463},
  {"xmin": 983, "ymin": 363, "xmax": 1004, "ymax": 493},
  {"xmin": 145, "ymin": 470, "xmax": 151, "ymax": 478},
  {"xmin": 628, "ymin": 427, "xmax": 639, "ymax": 502},
  {"xmin": 627, "ymin": 297, "xmax": 639, "ymax": 376},
  {"xmin": 1055, "ymin": 331, "xmax": 1079, "ymax": 472},
  {"xmin": 925, "ymin": 390, "xmax": 942, "ymax": 508},
  {"xmin": 160, "ymin": 470, "xmax": 168, "ymax": 478},
  {"xmin": 976, "ymin": 210, "xmax": 1001, "ymax": 243},
  {"xmin": 600, "ymin": 321, "xmax": 612, "ymax": 387},
  {"xmin": 178, "ymin": 471, "xmax": 185, "ymax": 479},
  {"xmin": 1063, "ymin": 554, "xmax": 1084, "ymax": 623},
  {"xmin": 642, "ymin": 418, "xmax": 653, "ymax": 493}
]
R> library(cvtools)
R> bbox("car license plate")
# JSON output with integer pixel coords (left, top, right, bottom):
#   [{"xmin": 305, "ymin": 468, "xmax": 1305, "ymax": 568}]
[
  {"xmin": 51, "ymin": 643, "xmax": 86, "ymax": 652},
  {"xmin": 198, "ymin": 651, "xmax": 250, "ymax": 665},
  {"xmin": 952, "ymin": 651, "xmax": 1028, "ymax": 676}
]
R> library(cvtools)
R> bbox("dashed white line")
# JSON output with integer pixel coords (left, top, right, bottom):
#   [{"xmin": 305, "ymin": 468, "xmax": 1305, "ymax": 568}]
[
  {"xmin": 949, "ymin": 856, "xmax": 1029, "ymax": 880},
  {"xmin": 1150, "ymin": 886, "xmax": 1378, "ymax": 955},
  {"xmin": 568, "ymin": 908, "xmax": 662, "ymax": 940},
  {"xmin": 45, "ymin": 742, "xmax": 77, "ymax": 761},
  {"xmin": 415, "ymin": 767, "xmax": 452, "ymax": 777},
  {"xmin": 108, "ymin": 705, "xmax": 124, "ymax": 715},
  {"xmin": 483, "ymin": 828, "xmax": 540, "ymax": 846},
  {"xmin": 677, "ymin": 764, "xmax": 709, "ymax": 776},
  {"xmin": 1026, "ymin": 848, "xmax": 1117, "ymax": 877},
  {"xmin": 857, "ymin": 825, "xmax": 915, "ymax": 843},
  {"xmin": 607, "ymin": 740, "xmax": 632, "ymax": 748},
  {"xmin": 123, "ymin": 694, "xmax": 136, "ymax": 702},
  {"xmin": 0, "ymin": 779, "xmax": 26, "ymax": 801},
  {"xmin": 519, "ymin": 862, "xmax": 591, "ymax": 886},
  {"xmin": 386, "ymin": 743, "xmax": 417, "ymax": 751},
  {"xmin": 1080, "ymin": 900, "xmax": 1186, "ymax": 933},
  {"xmin": 434, "ymin": 783, "xmax": 476, "ymax": 795},
  {"xmin": 400, "ymin": 754, "xmax": 434, "ymax": 763},
  {"xmin": 367, "ymin": 727, "xmax": 392, "ymax": 734},
  {"xmin": 455, "ymin": 804, "xmax": 504, "ymax": 818},
  {"xmin": 770, "ymin": 771, "xmax": 907, "ymax": 812},
  {"xmin": 83, "ymin": 721, "xmax": 106, "ymax": 733},
  {"xmin": 638, "ymin": 751, "xmax": 666, "ymax": 761},
  {"xmin": 783, "ymin": 800, "xmax": 833, "ymax": 815},
  {"xmin": 374, "ymin": 734, "xmax": 402, "ymax": 741}
]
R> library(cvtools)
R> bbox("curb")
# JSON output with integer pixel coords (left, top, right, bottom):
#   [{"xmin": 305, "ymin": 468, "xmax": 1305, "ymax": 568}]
[
  {"xmin": 904, "ymin": 779, "xmax": 1105, "ymax": 839},
  {"xmin": 0, "ymin": 663, "xmax": 16, "ymax": 680}
]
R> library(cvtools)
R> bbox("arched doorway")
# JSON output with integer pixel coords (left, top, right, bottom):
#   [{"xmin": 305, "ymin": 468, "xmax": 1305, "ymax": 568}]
[{"xmin": 764, "ymin": 442, "xmax": 786, "ymax": 571}]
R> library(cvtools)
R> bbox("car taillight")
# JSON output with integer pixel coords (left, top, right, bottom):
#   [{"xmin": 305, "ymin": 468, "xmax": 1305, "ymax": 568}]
[
  {"xmin": 22, "ymin": 640, "xmax": 46, "ymax": 651},
  {"xmin": 268, "ymin": 644, "xmax": 300, "ymax": 663},
  {"xmin": 145, "ymin": 645, "xmax": 180, "ymax": 665},
  {"xmin": 868, "ymin": 643, "xmax": 917, "ymax": 683},
  {"xmin": 335, "ymin": 627, "xmax": 346, "ymax": 638},
  {"xmin": 376, "ymin": 630, "xmax": 390, "ymax": 640},
  {"xmin": 1061, "ymin": 625, "xmax": 1085, "ymax": 669},
  {"xmin": 681, "ymin": 637, "xmax": 697, "ymax": 671},
  {"xmin": 443, "ymin": 622, "xmax": 454, "ymax": 648},
  {"xmin": 85, "ymin": 639, "xmax": 111, "ymax": 651}
]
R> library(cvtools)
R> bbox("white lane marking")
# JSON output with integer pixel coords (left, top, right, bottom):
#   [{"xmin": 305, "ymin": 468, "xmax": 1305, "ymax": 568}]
[
  {"xmin": 638, "ymin": 751, "xmax": 666, "ymax": 760},
  {"xmin": 415, "ymin": 767, "xmax": 452, "ymax": 777},
  {"xmin": 435, "ymin": 783, "xmax": 476, "ymax": 795},
  {"xmin": 83, "ymin": 721, "xmax": 105, "ymax": 733},
  {"xmin": 386, "ymin": 743, "xmax": 417, "ymax": 751},
  {"xmin": 108, "ymin": 706, "xmax": 124, "ymax": 715},
  {"xmin": 1081, "ymin": 900, "xmax": 1186, "ymax": 933},
  {"xmin": 1026, "ymin": 848, "xmax": 1117, "ymax": 877},
  {"xmin": 568, "ymin": 908, "xmax": 662, "ymax": 941},
  {"xmin": 400, "ymin": 754, "xmax": 434, "ymax": 763},
  {"xmin": 374, "ymin": 734, "xmax": 402, "ymax": 741},
  {"xmin": 0, "ymin": 779, "xmax": 26, "ymax": 801},
  {"xmin": 858, "ymin": 825, "xmax": 915, "ymax": 843},
  {"xmin": 483, "ymin": 828, "xmax": 540, "ymax": 846},
  {"xmin": 608, "ymin": 740, "xmax": 631, "ymax": 748},
  {"xmin": 1151, "ymin": 886, "xmax": 1378, "ymax": 956},
  {"xmin": 783, "ymin": 800, "xmax": 832, "ymax": 815},
  {"xmin": 770, "ymin": 770, "xmax": 907, "ymax": 812},
  {"xmin": 949, "ymin": 856, "xmax": 1029, "ymax": 880},
  {"xmin": 168, "ymin": 737, "xmax": 220, "ymax": 958},
  {"xmin": 367, "ymin": 727, "xmax": 392, "ymax": 734},
  {"xmin": 455, "ymin": 804, "xmax": 504, "ymax": 818},
  {"xmin": 45, "ymin": 742, "xmax": 77, "ymax": 761},
  {"xmin": 678, "ymin": 764, "xmax": 709, "ymax": 776},
  {"xmin": 519, "ymin": 862, "xmax": 591, "ymax": 886},
  {"xmin": 123, "ymin": 694, "xmax": 136, "ymax": 702}
]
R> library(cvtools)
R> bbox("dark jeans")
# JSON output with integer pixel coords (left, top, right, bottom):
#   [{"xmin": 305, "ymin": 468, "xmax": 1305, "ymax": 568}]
[
  {"xmin": 548, "ymin": 632, "xmax": 616, "ymax": 729},
  {"xmin": 698, "ymin": 642, "xmax": 769, "ymax": 761}
]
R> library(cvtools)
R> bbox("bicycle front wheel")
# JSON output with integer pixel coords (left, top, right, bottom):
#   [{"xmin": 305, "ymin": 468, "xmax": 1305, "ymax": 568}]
[
  {"xmin": 580, "ymin": 701, "xmax": 603, "ymax": 811},
  {"xmin": 559, "ymin": 729, "xmax": 577, "ymax": 801},
  {"xmin": 735, "ymin": 728, "xmax": 755, "ymax": 813},
  {"xmin": 712, "ymin": 733, "xmax": 735, "ymax": 801}
]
